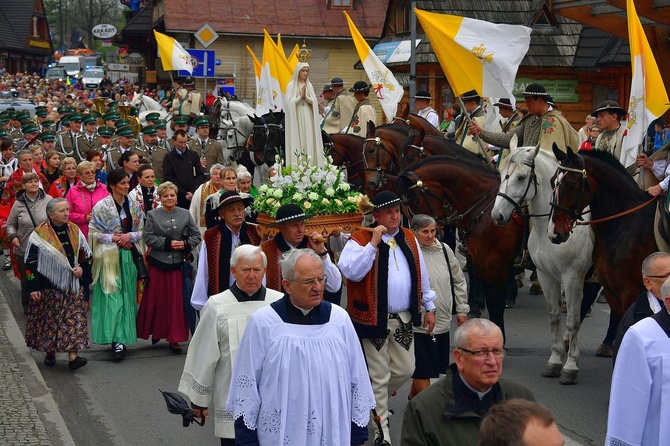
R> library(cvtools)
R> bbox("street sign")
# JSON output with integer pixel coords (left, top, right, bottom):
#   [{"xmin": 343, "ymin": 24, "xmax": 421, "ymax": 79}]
[
  {"xmin": 92, "ymin": 24, "xmax": 117, "ymax": 39},
  {"xmin": 179, "ymin": 49, "xmax": 215, "ymax": 78},
  {"xmin": 194, "ymin": 23, "xmax": 219, "ymax": 48},
  {"xmin": 107, "ymin": 63, "xmax": 130, "ymax": 71},
  {"xmin": 215, "ymin": 59, "xmax": 221, "ymax": 66}
]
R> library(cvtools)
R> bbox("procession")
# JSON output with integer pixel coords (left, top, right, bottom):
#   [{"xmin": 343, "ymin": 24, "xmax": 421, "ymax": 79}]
[{"xmin": 2, "ymin": 1, "xmax": 670, "ymax": 445}]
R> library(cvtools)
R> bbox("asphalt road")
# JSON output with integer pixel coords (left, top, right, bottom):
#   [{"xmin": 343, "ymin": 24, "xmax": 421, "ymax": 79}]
[{"xmin": 1, "ymin": 268, "xmax": 612, "ymax": 445}]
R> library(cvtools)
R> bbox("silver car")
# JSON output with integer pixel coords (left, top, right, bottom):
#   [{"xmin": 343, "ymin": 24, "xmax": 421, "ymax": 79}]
[{"xmin": 82, "ymin": 67, "xmax": 105, "ymax": 90}]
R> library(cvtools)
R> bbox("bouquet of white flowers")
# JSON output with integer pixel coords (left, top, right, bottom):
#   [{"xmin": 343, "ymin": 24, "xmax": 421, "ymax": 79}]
[{"xmin": 253, "ymin": 155, "xmax": 364, "ymax": 217}]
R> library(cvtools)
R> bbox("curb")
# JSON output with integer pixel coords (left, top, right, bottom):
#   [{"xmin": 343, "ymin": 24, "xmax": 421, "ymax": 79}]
[{"xmin": 0, "ymin": 288, "xmax": 76, "ymax": 446}]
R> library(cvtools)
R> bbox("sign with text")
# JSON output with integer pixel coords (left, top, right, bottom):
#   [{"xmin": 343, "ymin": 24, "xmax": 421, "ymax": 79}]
[
  {"xmin": 513, "ymin": 78, "xmax": 579, "ymax": 103},
  {"xmin": 92, "ymin": 24, "xmax": 118, "ymax": 39},
  {"xmin": 178, "ymin": 49, "xmax": 215, "ymax": 78}
]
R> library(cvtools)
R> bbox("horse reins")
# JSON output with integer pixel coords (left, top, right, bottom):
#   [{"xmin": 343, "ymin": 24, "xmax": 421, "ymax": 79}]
[
  {"xmin": 496, "ymin": 158, "xmax": 541, "ymax": 218},
  {"xmin": 362, "ymin": 136, "xmax": 400, "ymax": 188}
]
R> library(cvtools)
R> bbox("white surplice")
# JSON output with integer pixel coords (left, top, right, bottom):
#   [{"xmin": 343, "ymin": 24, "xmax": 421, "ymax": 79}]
[
  {"xmin": 226, "ymin": 303, "xmax": 375, "ymax": 445},
  {"xmin": 178, "ymin": 287, "xmax": 283, "ymax": 439},
  {"xmin": 606, "ymin": 313, "xmax": 670, "ymax": 446}
]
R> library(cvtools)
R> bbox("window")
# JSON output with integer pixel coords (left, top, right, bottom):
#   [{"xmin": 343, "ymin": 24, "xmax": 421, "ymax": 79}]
[
  {"xmin": 395, "ymin": 3, "xmax": 411, "ymax": 34},
  {"xmin": 329, "ymin": 0, "xmax": 354, "ymax": 8}
]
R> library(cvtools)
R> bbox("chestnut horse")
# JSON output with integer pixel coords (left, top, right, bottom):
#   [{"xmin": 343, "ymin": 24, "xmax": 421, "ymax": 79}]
[
  {"xmin": 548, "ymin": 147, "xmax": 656, "ymax": 351},
  {"xmin": 325, "ymin": 133, "xmax": 366, "ymax": 192},
  {"xmin": 397, "ymin": 155, "xmax": 523, "ymax": 337},
  {"xmin": 391, "ymin": 111, "xmax": 444, "ymax": 137}
]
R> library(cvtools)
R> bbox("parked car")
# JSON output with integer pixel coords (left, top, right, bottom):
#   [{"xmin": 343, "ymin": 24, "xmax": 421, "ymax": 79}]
[
  {"xmin": 45, "ymin": 66, "xmax": 68, "ymax": 82},
  {"xmin": 82, "ymin": 67, "xmax": 105, "ymax": 90},
  {"xmin": 0, "ymin": 99, "xmax": 37, "ymax": 115}
]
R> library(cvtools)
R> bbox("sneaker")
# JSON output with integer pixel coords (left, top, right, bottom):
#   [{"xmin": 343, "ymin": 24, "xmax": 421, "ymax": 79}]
[
  {"xmin": 68, "ymin": 356, "xmax": 88, "ymax": 371},
  {"xmin": 3, "ymin": 257, "xmax": 11, "ymax": 271},
  {"xmin": 44, "ymin": 354, "xmax": 56, "ymax": 367}
]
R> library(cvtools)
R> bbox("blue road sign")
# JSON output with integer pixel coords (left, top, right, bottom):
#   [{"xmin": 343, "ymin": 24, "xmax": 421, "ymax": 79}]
[{"xmin": 179, "ymin": 49, "xmax": 216, "ymax": 78}]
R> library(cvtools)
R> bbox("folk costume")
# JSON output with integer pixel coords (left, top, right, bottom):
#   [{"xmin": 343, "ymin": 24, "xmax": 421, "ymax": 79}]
[
  {"xmin": 137, "ymin": 206, "xmax": 201, "ymax": 344},
  {"xmin": 189, "ymin": 179, "xmax": 219, "ymax": 232},
  {"xmin": 0, "ymin": 168, "xmax": 49, "ymax": 206},
  {"xmin": 338, "ymin": 191, "xmax": 436, "ymax": 444},
  {"xmin": 285, "ymin": 61, "xmax": 325, "ymax": 167},
  {"xmin": 416, "ymin": 91, "xmax": 439, "ymax": 128},
  {"xmin": 227, "ymin": 295, "xmax": 375, "ymax": 445},
  {"xmin": 454, "ymin": 105, "xmax": 487, "ymax": 156},
  {"xmin": 606, "ymin": 309, "xmax": 670, "ymax": 446},
  {"xmin": 191, "ymin": 192, "xmax": 260, "ymax": 311},
  {"xmin": 89, "ymin": 194, "xmax": 144, "ymax": 348},
  {"xmin": 128, "ymin": 183, "xmax": 160, "ymax": 217},
  {"xmin": 178, "ymin": 284, "xmax": 283, "ymax": 441},
  {"xmin": 346, "ymin": 82, "xmax": 377, "ymax": 137},
  {"xmin": 321, "ymin": 77, "xmax": 356, "ymax": 135},
  {"xmin": 592, "ymin": 101, "xmax": 628, "ymax": 165},
  {"xmin": 24, "ymin": 220, "xmax": 92, "ymax": 355},
  {"xmin": 48, "ymin": 174, "xmax": 79, "ymax": 199}
]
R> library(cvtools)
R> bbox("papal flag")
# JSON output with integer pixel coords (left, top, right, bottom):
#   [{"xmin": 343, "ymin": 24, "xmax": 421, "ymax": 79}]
[
  {"xmin": 415, "ymin": 9, "xmax": 530, "ymax": 107},
  {"xmin": 344, "ymin": 11, "xmax": 404, "ymax": 121},
  {"xmin": 246, "ymin": 45, "xmax": 265, "ymax": 113},
  {"xmin": 153, "ymin": 30, "xmax": 193, "ymax": 74},
  {"xmin": 621, "ymin": 0, "xmax": 669, "ymax": 169},
  {"xmin": 258, "ymin": 33, "xmax": 280, "ymax": 114}
]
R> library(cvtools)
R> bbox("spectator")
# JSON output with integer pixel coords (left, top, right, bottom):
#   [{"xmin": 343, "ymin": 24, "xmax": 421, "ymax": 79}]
[
  {"xmin": 43, "ymin": 149, "xmax": 62, "ymax": 185},
  {"xmin": 24, "ymin": 198, "xmax": 92, "ymax": 371},
  {"xmin": 66, "ymin": 161, "xmax": 108, "ymax": 240},
  {"xmin": 189, "ymin": 163, "xmax": 224, "ymax": 233},
  {"xmin": 478, "ymin": 399, "xmax": 563, "ymax": 446},
  {"xmin": 48, "ymin": 156, "xmax": 78, "ymax": 198}
]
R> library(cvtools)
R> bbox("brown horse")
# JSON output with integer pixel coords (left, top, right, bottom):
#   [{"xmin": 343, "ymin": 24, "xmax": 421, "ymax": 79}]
[
  {"xmin": 397, "ymin": 155, "xmax": 523, "ymax": 337},
  {"xmin": 325, "ymin": 133, "xmax": 366, "ymax": 192},
  {"xmin": 391, "ymin": 111, "xmax": 444, "ymax": 137},
  {"xmin": 548, "ymin": 147, "xmax": 656, "ymax": 350}
]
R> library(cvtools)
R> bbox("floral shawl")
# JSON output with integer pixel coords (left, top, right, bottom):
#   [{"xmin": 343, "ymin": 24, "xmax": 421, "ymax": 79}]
[
  {"xmin": 88, "ymin": 194, "xmax": 145, "ymax": 293},
  {"xmin": 128, "ymin": 183, "xmax": 161, "ymax": 214},
  {"xmin": 25, "ymin": 221, "xmax": 91, "ymax": 293}
]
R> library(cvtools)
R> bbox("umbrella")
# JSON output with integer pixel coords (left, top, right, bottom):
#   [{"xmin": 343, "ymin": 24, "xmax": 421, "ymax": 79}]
[{"xmin": 159, "ymin": 389, "xmax": 205, "ymax": 427}]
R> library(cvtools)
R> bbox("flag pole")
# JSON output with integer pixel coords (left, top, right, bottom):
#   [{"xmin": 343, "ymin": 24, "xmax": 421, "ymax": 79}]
[
  {"xmin": 409, "ymin": 1, "xmax": 417, "ymax": 112},
  {"xmin": 457, "ymin": 96, "xmax": 492, "ymax": 166}
]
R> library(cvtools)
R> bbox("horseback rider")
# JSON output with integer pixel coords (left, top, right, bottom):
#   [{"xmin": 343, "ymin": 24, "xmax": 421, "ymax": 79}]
[
  {"xmin": 174, "ymin": 77, "xmax": 202, "ymax": 120},
  {"xmin": 346, "ymin": 81, "xmax": 376, "ymax": 137},
  {"xmin": 321, "ymin": 76, "xmax": 356, "ymax": 135},
  {"xmin": 414, "ymin": 90, "xmax": 439, "ymax": 129}
]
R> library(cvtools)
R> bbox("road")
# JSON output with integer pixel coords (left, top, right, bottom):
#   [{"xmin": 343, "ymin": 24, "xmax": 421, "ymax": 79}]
[{"xmin": 1, "ymin": 268, "xmax": 612, "ymax": 445}]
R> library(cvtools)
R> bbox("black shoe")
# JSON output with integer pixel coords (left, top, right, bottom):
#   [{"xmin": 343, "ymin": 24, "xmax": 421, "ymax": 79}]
[
  {"xmin": 112, "ymin": 343, "xmax": 126, "ymax": 361},
  {"xmin": 169, "ymin": 343, "xmax": 182, "ymax": 354},
  {"xmin": 44, "ymin": 354, "xmax": 56, "ymax": 367},
  {"xmin": 505, "ymin": 301, "xmax": 515, "ymax": 309},
  {"xmin": 68, "ymin": 356, "xmax": 88, "ymax": 371},
  {"xmin": 3, "ymin": 258, "xmax": 11, "ymax": 271}
]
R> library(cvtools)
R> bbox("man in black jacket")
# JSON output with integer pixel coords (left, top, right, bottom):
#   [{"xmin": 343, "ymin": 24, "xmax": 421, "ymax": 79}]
[
  {"xmin": 613, "ymin": 252, "xmax": 670, "ymax": 361},
  {"xmin": 163, "ymin": 129, "xmax": 205, "ymax": 209}
]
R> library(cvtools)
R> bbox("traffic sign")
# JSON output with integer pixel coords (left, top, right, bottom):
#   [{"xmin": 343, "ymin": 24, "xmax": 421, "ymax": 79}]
[{"xmin": 179, "ymin": 49, "xmax": 215, "ymax": 78}]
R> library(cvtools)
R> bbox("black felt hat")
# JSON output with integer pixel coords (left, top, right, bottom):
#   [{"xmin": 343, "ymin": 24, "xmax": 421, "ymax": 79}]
[
  {"xmin": 349, "ymin": 81, "xmax": 370, "ymax": 93},
  {"xmin": 493, "ymin": 98, "xmax": 514, "ymax": 109},
  {"xmin": 215, "ymin": 191, "xmax": 253, "ymax": 211},
  {"xmin": 591, "ymin": 100, "xmax": 625, "ymax": 118},
  {"xmin": 366, "ymin": 191, "xmax": 407, "ymax": 214},
  {"xmin": 415, "ymin": 90, "xmax": 432, "ymax": 100},
  {"xmin": 330, "ymin": 76, "xmax": 345, "ymax": 86},
  {"xmin": 523, "ymin": 83, "xmax": 550, "ymax": 99},
  {"xmin": 460, "ymin": 90, "xmax": 480, "ymax": 101},
  {"xmin": 267, "ymin": 204, "xmax": 313, "ymax": 227}
]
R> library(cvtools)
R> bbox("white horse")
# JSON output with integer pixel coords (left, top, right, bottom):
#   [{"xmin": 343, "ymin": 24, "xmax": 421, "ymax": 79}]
[
  {"xmin": 490, "ymin": 137, "xmax": 593, "ymax": 384},
  {"xmin": 130, "ymin": 93, "xmax": 172, "ymax": 130},
  {"xmin": 211, "ymin": 96, "xmax": 256, "ymax": 165}
]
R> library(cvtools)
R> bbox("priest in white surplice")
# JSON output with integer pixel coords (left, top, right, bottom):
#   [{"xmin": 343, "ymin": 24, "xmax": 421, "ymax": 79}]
[
  {"xmin": 178, "ymin": 245, "xmax": 283, "ymax": 446},
  {"xmin": 226, "ymin": 249, "xmax": 375, "ymax": 445},
  {"xmin": 606, "ymin": 277, "xmax": 670, "ymax": 446}
]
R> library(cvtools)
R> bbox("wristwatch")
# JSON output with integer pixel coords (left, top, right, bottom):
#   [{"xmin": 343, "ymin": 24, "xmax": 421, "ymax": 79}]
[
  {"xmin": 425, "ymin": 308, "xmax": 436, "ymax": 313},
  {"xmin": 317, "ymin": 250, "xmax": 328, "ymax": 257}
]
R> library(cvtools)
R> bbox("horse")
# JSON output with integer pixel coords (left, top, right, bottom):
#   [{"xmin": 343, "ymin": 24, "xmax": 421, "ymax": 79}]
[
  {"xmin": 491, "ymin": 141, "xmax": 593, "ymax": 384},
  {"xmin": 130, "ymin": 93, "xmax": 171, "ymax": 126},
  {"xmin": 548, "ymin": 146, "xmax": 657, "ymax": 353},
  {"xmin": 391, "ymin": 112, "xmax": 444, "ymax": 137},
  {"xmin": 325, "ymin": 132, "xmax": 366, "ymax": 192},
  {"xmin": 396, "ymin": 154, "xmax": 523, "ymax": 337}
]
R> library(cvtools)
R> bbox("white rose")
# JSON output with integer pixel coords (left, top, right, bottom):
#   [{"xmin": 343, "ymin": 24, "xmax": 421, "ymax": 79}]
[
  {"xmin": 325, "ymin": 187, "xmax": 335, "ymax": 197},
  {"xmin": 339, "ymin": 182, "xmax": 351, "ymax": 191},
  {"xmin": 304, "ymin": 201, "xmax": 312, "ymax": 209},
  {"xmin": 308, "ymin": 192, "xmax": 319, "ymax": 201},
  {"xmin": 292, "ymin": 193, "xmax": 303, "ymax": 201},
  {"xmin": 259, "ymin": 184, "xmax": 269, "ymax": 193},
  {"xmin": 273, "ymin": 189, "xmax": 283, "ymax": 199},
  {"xmin": 334, "ymin": 199, "xmax": 343, "ymax": 206},
  {"xmin": 322, "ymin": 198, "xmax": 330, "ymax": 205}
]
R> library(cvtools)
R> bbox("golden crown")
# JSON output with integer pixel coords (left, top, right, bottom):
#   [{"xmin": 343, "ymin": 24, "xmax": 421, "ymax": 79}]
[{"xmin": 297, "ymin": 43, "xmax": 312, "ymax": 63}]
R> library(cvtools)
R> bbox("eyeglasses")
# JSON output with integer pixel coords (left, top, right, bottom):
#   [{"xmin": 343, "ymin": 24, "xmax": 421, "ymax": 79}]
[
  {"xmin": 290, "ymin": 275, "xmax": 327, "ymax": 286},
  {"xmin": 458, "ymin": 347, "xmax": 505, "ymax": 359},
  {"xmin": 645, "ymin": 271, "xmax": 670, "ymax": 279}
]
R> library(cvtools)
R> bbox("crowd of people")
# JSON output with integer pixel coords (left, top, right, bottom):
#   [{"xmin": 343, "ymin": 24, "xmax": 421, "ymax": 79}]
[{"xmin": 2, "ymin": 66, "xmax": 670, "ymax": 446}]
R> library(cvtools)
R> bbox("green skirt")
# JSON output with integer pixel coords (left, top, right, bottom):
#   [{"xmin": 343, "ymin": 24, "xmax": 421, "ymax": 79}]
[{"xmin": 91, "ymin": 248, "xmax": 138, "ymax": 345}]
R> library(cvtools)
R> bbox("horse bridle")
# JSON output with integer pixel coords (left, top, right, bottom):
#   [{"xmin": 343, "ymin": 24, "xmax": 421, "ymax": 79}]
[
  {"xmin": 496, "ymin": 158, "xmax": 539, "ymax": 217},
  {"xmin": 549, "ymin": 157, "xmax": 589, "ymax": 229},
  {"xmin": 403, "ymin": 170, "xmax": 497, "ymax": 234},
  {"xmin": 362, "ymin": 136, "xmax": 399, "ymax": 188},
  {"xmin": 328, "ymin": 143, "xmax": 364, "ymax": 181}
]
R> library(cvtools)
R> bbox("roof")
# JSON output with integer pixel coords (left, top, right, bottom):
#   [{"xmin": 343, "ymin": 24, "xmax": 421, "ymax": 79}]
[
  {"xmin": 162, "ymin": 0, "xmax": 389, "ymax": 38},
  {"xmin": 572, "ymin": 26, "xmax": 629, "ymax": 69},
  {"xmin": 382, "ymin": 0, "xmax": 583, "ymax": 67},
  {"xmin": 0, "ymin": 0, "xmax": 41, "ymax": 51},
  {"xmin": 123, "ymin": 5, "xmax": 154, "ymax": 35}
]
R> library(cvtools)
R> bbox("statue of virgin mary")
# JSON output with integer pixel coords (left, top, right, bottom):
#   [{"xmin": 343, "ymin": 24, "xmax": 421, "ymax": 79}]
[{"xmin": 284, "ymin": 44, "xmax": 325, "ymax": 167}]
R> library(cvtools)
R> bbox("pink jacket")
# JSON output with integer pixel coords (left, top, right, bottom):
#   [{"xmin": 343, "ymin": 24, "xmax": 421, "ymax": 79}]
[{"xmin": 66, "ymin": 181, "xmax": 109, "ymax": 240}]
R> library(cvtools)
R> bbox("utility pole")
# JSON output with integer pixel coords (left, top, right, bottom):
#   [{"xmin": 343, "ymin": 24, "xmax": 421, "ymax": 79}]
[
  {"xmin": 59, "ymin": 0, "xmax": 64, "ymax": 50},
  {"xmin": 409, "ymin": 0, "xmax": 416, "ymax": 111}
]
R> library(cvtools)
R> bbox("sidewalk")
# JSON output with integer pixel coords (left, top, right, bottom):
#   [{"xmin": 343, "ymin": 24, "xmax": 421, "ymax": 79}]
[{"xmin": 0, "ymin": 288, "xmax": 75, "ymax": 446}]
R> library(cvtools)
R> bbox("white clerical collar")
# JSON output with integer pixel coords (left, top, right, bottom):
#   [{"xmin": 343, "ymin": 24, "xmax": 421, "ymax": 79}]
[
  {"xmin": 291, "ymin": 302, "xmax": 313, "ymax": 315},
  {"xmin": 459, "ymin": 373, "xmax": 492, "ymax": 399},
  {"xmin": 647, "ymin": 290, "xmax": 663, "ymax": 314}
]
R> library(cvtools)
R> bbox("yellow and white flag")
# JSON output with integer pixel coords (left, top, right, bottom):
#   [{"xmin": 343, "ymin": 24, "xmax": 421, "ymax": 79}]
[
  {"xmin": 153, "ymin": 30, "xmax": 192, "ymax": 74},
  {"xmin": 344, "ymin": 11, "xmax": 404, "ymax": 121},
  {"xmin": 621, "ymin": 0, "xmax": 669, "ymax": 168},
  {"xmin": 415, "ymin": 9, "xmax": 530, "ymax": 107},
  {"xmin": 287, "ymin": 44, "xmax": 300, "ymax": 71},
  {"xmin": 246, "ymin": 45, "xmax": 264, "ymax": 112},
  {"xmin": 258, "ymin": 32, "xmax": 280, "ymax": 114}
]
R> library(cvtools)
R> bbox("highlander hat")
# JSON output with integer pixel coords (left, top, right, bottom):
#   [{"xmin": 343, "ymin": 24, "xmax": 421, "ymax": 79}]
[
  {"xmin": 267, "ymin": 204, "xmax": 313, "ymax": 227},
  {"xmin": 591, "ymin": 100, "xmax": 626, "ymax": 118},
  {"xmin": 349, "ymin": 81, "xmax": 371, "ymax": 93}
]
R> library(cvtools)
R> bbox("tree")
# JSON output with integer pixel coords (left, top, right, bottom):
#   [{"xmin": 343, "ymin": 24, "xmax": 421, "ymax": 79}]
[{"xmin": 44, "ymin": 0, "xmax": 124, "ymax": 50}]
